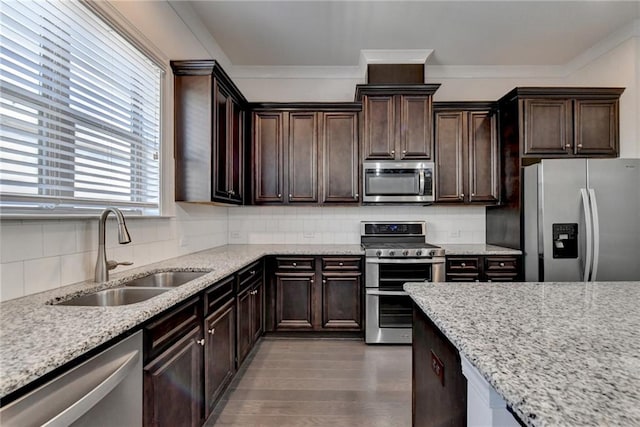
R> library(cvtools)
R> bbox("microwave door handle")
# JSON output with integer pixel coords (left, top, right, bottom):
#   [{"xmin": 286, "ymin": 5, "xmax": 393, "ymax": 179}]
[{"xmin": 418, "ymin": 170, "xmax": 425, "ymax": 195}]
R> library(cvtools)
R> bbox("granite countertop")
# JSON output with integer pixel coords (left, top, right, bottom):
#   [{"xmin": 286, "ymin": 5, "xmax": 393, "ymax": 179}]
[
  {"xmin": 438, "ymin": 244, "xmax": 522, "ymax": 255},
  {"xmin": 405, "ymin": 281, "xmax": 640, "ymax": 426},
  {"xmin": 0, "ymin": 244, "xmax": 362, "ymax": 399}
]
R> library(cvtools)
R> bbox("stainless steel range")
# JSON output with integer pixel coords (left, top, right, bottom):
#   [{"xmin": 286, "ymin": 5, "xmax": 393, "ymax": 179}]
[{"xmin": 362, "ymin": 221, "xmax": 445, "ymax": 344}]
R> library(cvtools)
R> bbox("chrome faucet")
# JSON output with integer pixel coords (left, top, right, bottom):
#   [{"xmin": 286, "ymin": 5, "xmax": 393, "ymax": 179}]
[{"xmin": 95, "ymin": 207, "xmax": 133, "ymax": 282}]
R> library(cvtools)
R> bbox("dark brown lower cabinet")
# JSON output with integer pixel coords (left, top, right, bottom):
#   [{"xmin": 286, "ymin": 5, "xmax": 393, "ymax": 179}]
[
  {"xmin": 204, "ymin": 299, "xmax": 235, "ymax": 418},
  {"xmin": 274, "ymin": 272, "xmax": 315, "ymax": 330},
  {"xmin": 236, "ymin": 285, "xmax": 253, "ymax": 364},
  {"xmin": 446, "ymin": 255, "xmax": 522, "ymax": 282},
  {"xmin": 144, "ymin": 326, "xmax": 203, "ymax": 427},
  {"xmin": 237, "ymin": 261, "xmax": 265, "ymax": 366},
  {"xmin": 413, "ymin": 304, "xmax": 466, "ymax": 427},
  {"xmin": 321, "ymin": 272, "xmax": 361, "ymax": 329},
  {"xmin": 269, "ymin": 256, "xmax": 363, "ymax": 332}
]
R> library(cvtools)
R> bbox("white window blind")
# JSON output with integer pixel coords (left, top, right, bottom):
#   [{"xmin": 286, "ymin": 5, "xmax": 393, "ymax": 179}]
[{"xmin": 0, "ymin": 0, "xmax": 162, "ymax": 215}]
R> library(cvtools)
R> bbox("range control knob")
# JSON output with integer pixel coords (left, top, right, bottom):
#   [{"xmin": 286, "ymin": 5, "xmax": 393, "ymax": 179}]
[
  {"xmin": 416, "ymin": 250, "xmax": 423, "ymax": 256},
  {"xmin": 430, "ymin": 250, "xmax": 436, "ymax": 257},
  {"xmin": 402, "ymin": 250, "xmax": 409, "ymax": 256},
  {"xmin": 376, "ymin": 250, "xmax": 382, "ymax": 257},
  {"xmin": 389, "ymin": 250, "xmax": 395, "ymax": 256}
]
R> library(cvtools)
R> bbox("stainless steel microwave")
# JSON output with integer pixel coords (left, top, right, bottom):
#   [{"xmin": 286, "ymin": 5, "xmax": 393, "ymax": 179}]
[{"xmin": 362, "ymin": 161, "xmax": 434, "ymax": 203}]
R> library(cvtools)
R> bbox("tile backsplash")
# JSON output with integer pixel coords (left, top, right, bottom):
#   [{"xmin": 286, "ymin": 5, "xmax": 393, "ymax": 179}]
[
  {"xmin": 1, "ymin": 204, "xmax": 485, "ymax": 302},
  {"xmin": 0, "ymin": 204, "xmax": 229, "ymax": 302},
  {"xmin": 228, "ymin": 205, "xmax": 485, "ymax": 245}
]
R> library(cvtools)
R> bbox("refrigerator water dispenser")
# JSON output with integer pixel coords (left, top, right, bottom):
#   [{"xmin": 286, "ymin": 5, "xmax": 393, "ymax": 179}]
[{"xmin": 552, "ymin": 223, "xmax": 578, "ymax": 258}]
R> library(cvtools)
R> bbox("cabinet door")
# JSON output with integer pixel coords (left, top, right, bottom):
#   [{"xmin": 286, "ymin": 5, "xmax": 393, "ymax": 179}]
[
  {"xmin": 574, "ymin": 99, "xmax": 619, "ymax": 156},
  {"xmin": 363, "ymin": 95, "xmax": 396, "ymax": 159},
  {"xmin": 227, "ymin": 99, "xmax": 243, "ymax": 202},
  {"xmin": 321, "ymin": 272, "xmax": 362, "ymax": 330},
  {"xmin": 251, "ymin": 281, "xmax": 264, "ymax": 343},
  {"xmin": 288, "ymin": 112, "xmax": 318, "ymax": 203},
  {"xmin": 253, "ymin": 112, "xmax": 284, "ymax": 203},
  {"xmin": 321, "ymin": 112, "xmax": 359, "ymax": 203},
  {"xmin": 522, "ymin": 99, "xmax": 573, "ymax": 156},
  {"xmin": 204, "ymin": 300, "xmax": 235, "ymax": 419},
  {"xmin": 274, "ymin": 272, "xmax": 314, "ymax": 330},
  {"xmin": 213, "ymin": 82, "xmax": 231, "ymax": 202},
  {"xmin": 236, "ymin": 287, "xmax": 252, "ymax": 366},
  {"xmin": 468, "ymin": 111, "xmax": 498, "ymax": 203},
  {"xmin": 400, "ymin": 95, "xmax": 433, "ymax": 159},
  {"xmin": 144, "ymin": 326, "xmax": 203, "ymax": 427},
  {"xmin": 435, "ymin": 111, "xmax": 465, "ymax": 202}
]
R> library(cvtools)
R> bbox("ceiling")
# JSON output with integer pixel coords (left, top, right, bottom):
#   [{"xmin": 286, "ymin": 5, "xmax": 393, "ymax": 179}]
[{"xmin": 183, "ymin": 1, "xmax": 639, "ymax": 67}]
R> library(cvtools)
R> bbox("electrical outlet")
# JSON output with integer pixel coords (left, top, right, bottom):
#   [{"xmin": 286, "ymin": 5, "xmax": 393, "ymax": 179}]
[{"xmin": 450, "ymin": 229, "xmax": 461, "ymax": 238}]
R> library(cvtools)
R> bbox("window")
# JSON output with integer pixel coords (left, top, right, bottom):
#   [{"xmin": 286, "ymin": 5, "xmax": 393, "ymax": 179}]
[{"xmin": 0, "ymin": 0, "xmax": 162, "ymax": 215}]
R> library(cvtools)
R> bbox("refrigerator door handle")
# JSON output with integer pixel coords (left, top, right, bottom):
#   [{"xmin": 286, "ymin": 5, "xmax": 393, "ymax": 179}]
[
  {"xmin": 588, "ymin": 188, "xmax": 600, "ymax": 281},
  {"xmin": 580, "ymin": 188, "xmax": 593, "ymax": 282}
]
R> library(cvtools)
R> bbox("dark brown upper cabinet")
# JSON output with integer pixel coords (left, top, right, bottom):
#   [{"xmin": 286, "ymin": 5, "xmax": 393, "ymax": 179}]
[
  {"xmin": 251, "ymin": 104, "xmax": 360, "ymax": 205},
  {"xmin": 434, "ymin": 102, "xmax": 499, "ymax": 204},
  {"xmin": 510, "ymin": 87, "xmax": 624, "ymax": 158},
  {"xmin": 171, "ymin": 60, "xmax": 247, "ymax": 204},
  {"xmin": 355, "ymin": 84, "xmax": 440, "ymax": 160}
]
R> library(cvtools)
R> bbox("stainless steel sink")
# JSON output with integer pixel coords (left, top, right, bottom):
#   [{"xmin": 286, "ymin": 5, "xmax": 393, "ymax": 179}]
[
  {"xmin": 122, "ymin": 271, "xmax": 208, "ymax": 288},
  {"xmin": 57, "ymin": 287, "xmax": 170, "ymax": 306}
]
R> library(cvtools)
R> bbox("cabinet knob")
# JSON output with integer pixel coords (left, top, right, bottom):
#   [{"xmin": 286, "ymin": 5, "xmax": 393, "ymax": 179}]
[
  {"xmin": 292, "ymin": 262, "xmax": 297, "ymax": 267},
  {"xmin": 310, "ymin": 279, "xmax": 314, "ymax": 284},
  {"xmin": 322, "ymin": 279, "xmax": 326, "ymax": 284},
  {"xmin": 228, "ymin": 190, "xmax": 235, "ymax": 196},
  {"xmin": 208, "ymin": 328, "xmax": 215, "ymax": 335},
  {"xmin": 339, "ymin": 262, "xmax": 344, "ymax": 266},
  {"xmin": 461, "ymin": 263, "xmax": 466, "ymax": 268},
  {"xmin": 250, "ymin": 270, "xmax": 256, "ymax": 275},
  {"xmin": 196, "ymin": 338, "xmax": 205, "ymax": 346},
  {"xmin": 577, "ymin": 144, "xmax": 583, "ymax": 149},
  {"xmin": 354, "ymin": 193, "xmax": 359, "ymax": 199},
  {"xmin": 565, "ymin": 143, "xmax": 571, "ymax": 148},
  {"xmin": 499, "ymin": 262, "xmax": 505, "ymax": 267},
  {"xmin": 402, "ymin": 150, "xmax": 407, "ymax": 154},
  {"xmin": 391, "ymin": 150, "xmax": 395, "ymax": 155},
  {"xmin": 278, "ymin": 193, "xmax": 282, "ymax": 198},
  {"xmin": 289, "ymin": 194, "xmax": 292, "ymax": 198},
  {"xmin": 471, "ymin": 193, "xmax": 475, "ymax": 197},
  {"xmin": 461, "ymin": 193, "xmax": 465, "ymax": 198},
  {"xmin": 250, "ymin": 289, "xmax": 258, "ymax": 295}
]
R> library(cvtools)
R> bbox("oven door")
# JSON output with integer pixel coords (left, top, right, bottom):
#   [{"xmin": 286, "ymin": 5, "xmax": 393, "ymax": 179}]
[{"xmin": 366, "ymin": 289, "xmax": 413, "ymax": 344}]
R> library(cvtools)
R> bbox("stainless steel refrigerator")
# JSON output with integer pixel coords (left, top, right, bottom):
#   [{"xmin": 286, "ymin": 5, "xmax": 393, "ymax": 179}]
[{"xmin": 524, "ymin": 158, "xmax": 640, "ymax": 282}]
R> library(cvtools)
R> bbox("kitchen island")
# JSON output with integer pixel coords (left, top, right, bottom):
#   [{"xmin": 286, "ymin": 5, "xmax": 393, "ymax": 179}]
[{"xmin": 405, "ymin": 280, "xmax": 640, "ymax": 426}]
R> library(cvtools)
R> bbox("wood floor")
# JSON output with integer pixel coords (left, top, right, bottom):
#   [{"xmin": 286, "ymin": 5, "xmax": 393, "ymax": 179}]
[{"xmin": 207, "ymin": 338, "xmax": 412, "ymax": 426}]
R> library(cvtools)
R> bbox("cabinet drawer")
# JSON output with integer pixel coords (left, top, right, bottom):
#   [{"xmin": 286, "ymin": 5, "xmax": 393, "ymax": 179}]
[
  {"xmin": 484, "ymin": 256, "xmax": 518, "ymax": 272},
  {"xmin": 446, "ymin": 257, "xmax": 481, "ymax": 273},
  {"xmin": 446, "ymin": 273, "xmax": 481, "ymax": 282},
  {"xmin": 321, "ymin": 257, "xmax": 361, "ymax": 270},
  {"xmin": 485, "ymin": 273, "xmax": 519, "ymax": 282},
  {"xmin": 144, "ymin": 296, "xmax": 200, "ymax": 361},
  {"xmin": 238, "ymin": 261, "xmax": 263, "ymax": 291},
  {"xmin": 275, "ymin": 257, "xmax": 315, "ymax": 270},
  {"xmin": 204, "ymin": 275, "xmax": 235, "ymax": 316}
]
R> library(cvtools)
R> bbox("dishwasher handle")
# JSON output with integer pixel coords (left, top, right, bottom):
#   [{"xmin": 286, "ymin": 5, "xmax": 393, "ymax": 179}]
[{"xmin": 42, "ymin": 349, "xmax": 140, "ymax": 427}]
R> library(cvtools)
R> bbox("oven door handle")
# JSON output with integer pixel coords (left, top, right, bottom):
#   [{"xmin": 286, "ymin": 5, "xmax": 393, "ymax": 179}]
[
  {"xmin": 366, "ymin": 258, "xmax": 445, "ymax": 265},
  {"xmin": 366, "ymin": 289, "xmax": 410, "ymax": 296}
]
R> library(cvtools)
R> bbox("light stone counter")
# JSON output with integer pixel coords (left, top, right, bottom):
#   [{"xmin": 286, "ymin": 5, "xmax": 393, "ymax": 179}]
[
  {"xmin": 439, "ymin": 244, "xmax": 522, "ymax": 255},
  {"xmin": 0, "ymin": 244, "xmax": 362, "ymax": 399},
  {"xmin": 405, "ymin": 281, "xmax": 640, "ymax": 426}
]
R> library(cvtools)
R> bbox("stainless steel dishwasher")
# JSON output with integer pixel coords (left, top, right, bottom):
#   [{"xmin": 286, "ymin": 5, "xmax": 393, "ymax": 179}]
[{"xmin": 0, "ymin": 330, "xmax": 142, "ymax": 427}]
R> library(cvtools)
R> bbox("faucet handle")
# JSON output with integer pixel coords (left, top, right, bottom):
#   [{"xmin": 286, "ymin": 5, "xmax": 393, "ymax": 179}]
[{"xmin": 106, "ymin": 260, "xmax": 134, "ymax": 271}]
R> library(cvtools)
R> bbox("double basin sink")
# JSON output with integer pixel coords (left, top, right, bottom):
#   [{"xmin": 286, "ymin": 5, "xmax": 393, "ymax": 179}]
[{"xmin": 57, "ymin": 271, "xmax": 209, "ymax": 307}]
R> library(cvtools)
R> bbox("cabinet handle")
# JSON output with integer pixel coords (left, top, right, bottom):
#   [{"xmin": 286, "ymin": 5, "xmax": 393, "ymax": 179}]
[
  {"xmin": 354, "ymin": 193, "xmax": 359, "ymax": 199},
  {"xmin": 292, "ymin": 262, "xmax": 297, "ymax": 267},
  {"xmin": 250, "ymin": 270, "xmax": 256, "ymax": 275},
  {"xmin": 461, "ymin": 263, "xmax": 466, "ymax": 268},
  {"xmin": 208, "ymin": 328, "xmax": 215, "ymax": 335},
  {"xmin": 228, "ymin": 190, "xmax": 235, "ymax": 196},
  {"xmin": 499, "ymin": 262, "xmax": 505, "ymax": 267},
  {"xmin": 577, "ymin": 144, "xmax": 583, "ymax": 149},
  {"xmin": 196, "ymin": 338, "xmax": 205, "ymax": 346},
  {"xmin": 565, "ymin": 143, "xmax": 571, "ymax": 148}
]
